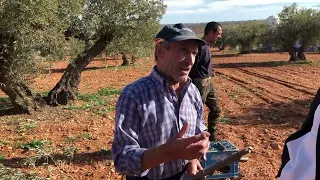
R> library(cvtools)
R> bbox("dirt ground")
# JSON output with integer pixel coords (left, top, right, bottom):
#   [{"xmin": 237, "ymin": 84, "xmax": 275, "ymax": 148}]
[{"xmin": 0, "ymin": 51, "xmax": 319, "ymax": 180}]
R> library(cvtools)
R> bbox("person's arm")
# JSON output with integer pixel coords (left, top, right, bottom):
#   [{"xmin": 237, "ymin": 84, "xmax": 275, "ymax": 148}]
[
  {"xmin": 112, "ymin": 92, "xmax": 150, "ymax": 177},
  {"xmin": 141, "ymin": 143, "xmax": 171, "ymax": 171},
  {"xmin": 195, "ymin": 90, "xmax": 208, "ymax": 134},
  {"xmin": 112, "ymin": 91, "xmax": 210, "ymax": 176},
  {"xmin": 142, "ymin": 121, "xmax": 210, "ymax": 170}
]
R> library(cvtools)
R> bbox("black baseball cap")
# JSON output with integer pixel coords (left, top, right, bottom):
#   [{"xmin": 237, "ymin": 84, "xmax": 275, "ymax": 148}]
[{"xmin": 155, "ymin": 23, "xmax": 206, "ymax": 45}]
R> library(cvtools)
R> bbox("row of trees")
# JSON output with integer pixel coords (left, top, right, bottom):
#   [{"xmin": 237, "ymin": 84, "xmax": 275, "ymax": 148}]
[
  {"xmin": 216, "ymin": 3, "xmax": 320, "ymax": 61},
  {"xmin": 0, "ymin": 0, "xmax": 166, "ymax": 114},
  {"xmin": 1, "ymin": 2, "xmax": 319, "ymax": 114}
]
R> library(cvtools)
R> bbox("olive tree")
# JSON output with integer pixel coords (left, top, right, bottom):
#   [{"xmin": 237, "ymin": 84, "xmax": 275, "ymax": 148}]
[
  {"xmin": 233, "ymin": 21, "xmax": 267, "ymax": 54},
  {"xmin": 0, "ymin": 0, "xmax": 86, "ymax": 113},
  {"xmin": 0, "ymin": 0, "xmax": 166, "ymax": 113},
  {"xmin": 47, "ymin": 0, "xmax": 166, "ymax": 106},
  {"xmin": 274, "ymin": 3, "xmax": 320, "ymax": 61},
  {"xmin": 216, "ymin": 21, "xmax": 267, "ymax": 53},
  {"xmin": 215, "ymin": 25, "xmax": 238, "ymax": 50},
  {"xmin": 104, "ymin": 18, "xmax": 161, "ymax": 66}
]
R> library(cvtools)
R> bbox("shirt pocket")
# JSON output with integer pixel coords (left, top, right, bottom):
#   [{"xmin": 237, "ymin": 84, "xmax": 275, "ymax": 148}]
[{"xmin": 179, "ymin": 105, "xmax": 198, "ymax": 137}]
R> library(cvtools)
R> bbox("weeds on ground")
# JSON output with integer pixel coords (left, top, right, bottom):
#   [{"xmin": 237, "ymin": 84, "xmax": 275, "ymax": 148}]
[
  {"xmin": 220, "ymin": 115, "xmax": 234, "ymax": 124},
  {"xmin": 63, "ymin": 87, "xmax": 121, "ymax": 117}
]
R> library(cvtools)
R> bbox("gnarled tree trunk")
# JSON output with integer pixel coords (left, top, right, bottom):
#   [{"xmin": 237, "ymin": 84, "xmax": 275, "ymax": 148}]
[
  {"xmin": 0, "ymin": 36, "xmax": 46, "ymax": 114},
  {"xmin": 121, "ymin": 53, "xmax": 129, "ymax": 66},
  {"xmin": 131, "ymin": 54, "xmax": 136, "ymax": 65},
  {"xmin": 47, "ymin": 35, "xmax": 113, "ymax": 106},
  {"xmin": 0, "ymin": 78, "xmax": 46, "ymax": 114},
  {"xmin": 289, "ymin": 47, "xmax": 297, "ymax": 61},
  {"xmin": 297, "ymin": 44, "xmax": 307, "ymax": 60}
]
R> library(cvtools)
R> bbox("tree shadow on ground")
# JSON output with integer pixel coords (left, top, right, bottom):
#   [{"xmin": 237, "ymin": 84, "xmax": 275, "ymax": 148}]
[
  {"xmin": 227, "ymin": 97, "xmax": 314, "ymax": 129},
  {"xmin": 0, "ymin": 149, "xmax": 112, "ymax": 168},
  {"xmin": 212, "ymin": 54, "xmax": 240, "ymax": 58},
  {"xmin": 214, "ymin": 60, "xmax": 311, "ymax": 69},
  {"xmin": 47, "ymin": 66, "xmax": 109, "ymax": 73},
  {"xmin": 44, "ymin": 65, "xmax": 127, "ymax": 73}
]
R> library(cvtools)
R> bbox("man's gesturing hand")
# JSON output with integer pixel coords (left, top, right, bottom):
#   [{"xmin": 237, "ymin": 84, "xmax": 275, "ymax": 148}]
[{"xmin": 164, "ymin": 122, "xmax": 210, "ymax": 160}]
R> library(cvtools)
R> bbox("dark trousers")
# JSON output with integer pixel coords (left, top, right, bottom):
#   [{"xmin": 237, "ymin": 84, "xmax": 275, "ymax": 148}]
[{"xmin": 192, "ymin": 77, "xmax": 221, "ymax": 141}]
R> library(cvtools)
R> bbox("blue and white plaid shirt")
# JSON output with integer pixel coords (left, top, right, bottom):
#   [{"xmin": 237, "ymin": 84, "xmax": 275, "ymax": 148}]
[{"xmin": 112, "ymin": 66, "xmax": 207, "ymax": 179}]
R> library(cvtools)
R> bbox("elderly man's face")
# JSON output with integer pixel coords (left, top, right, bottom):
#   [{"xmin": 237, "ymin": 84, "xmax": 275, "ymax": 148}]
[{"xmin": 156, "ymin": 40, "xmax": 199, "ymax": 84}]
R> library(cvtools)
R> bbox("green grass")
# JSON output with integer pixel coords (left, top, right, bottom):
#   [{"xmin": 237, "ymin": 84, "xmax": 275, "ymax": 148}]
[
  {"xmin": 0, "ymin": 96, "xmax": 9, "ymax": 101},
  {"xmin": 77, "ymin": 94, "xmax": 102, "ymax": 102},
  {"xmin": 64, "ymin": 87, "xmax": 121, "ymax": 116},
  {"xmin": 65, "ymin": 136, "xmax": 78, "ymax": 143},
  {"xmin": 0, "ymin": 96, "xmax": 11, "ymax": 111},
  {"xmin": 63, "ymin": 145, "xmax": 78, "ymax": 161},
  {"xmin": 0, "ymin": 141, "xmax": 9, "ymax": 146},
  {"xmin": 65, "ymin": 133, "xmax": 94, "ymax": 142},
  {"xmin": 220, "ymin": 49, "xmax": 239, "ymax": 54},
  {"xmin": 97, "ymin": 88, "xmax": 121, "ymax": 96},
  {"xmin": 17, "ymin": 121, "xmax": 38, "ymax": 133},
  {"xmin": 220, "ymin": 115, "xmax": 234, "ymax": 124},
  {"xmin": 81, "ymin": 133, "xmax": 93, "ymax": 140},
  {"xmin": 230, "ymin": 93, "xmax": 238, "ymax": 101},
  {"xmin": 39, "ymin": 90, "xmax": 50, "ymax": 97},
  {"xmin": 18, "ymin": 140, "xmax": 50, "ymax": 151},
  {"xmin": 0, "ymin": 154, "xmax": 5, "ymax": 161}
]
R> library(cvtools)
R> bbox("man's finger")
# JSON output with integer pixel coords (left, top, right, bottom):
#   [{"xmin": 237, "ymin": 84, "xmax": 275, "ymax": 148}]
[
  {"xmin": 197, "ymin": 162, "xmax": 203, "ymax": 171},
  {"xmin": 191, "ymin": 164, "xmax": 197, "ymax": 176},
  {"xmin": 176, "ymin": 122, "xmax": 190, "ymax": 138},
  {"xmin": 186, "ymin": 139, "xmax": 210, "ymax": 155},
  {"xmin": 183, "ymin": 132, "xmax": 210, "ymax": 145}
]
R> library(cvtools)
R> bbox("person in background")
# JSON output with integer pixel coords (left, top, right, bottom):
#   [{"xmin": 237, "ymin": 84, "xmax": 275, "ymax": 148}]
[
  {"xmin": 189, "ymin": 21, "xmax": 222, "ymax": 141},
  {"xmin": 112, "ymin": 23, "xmax": 210, "ymax": 180}
]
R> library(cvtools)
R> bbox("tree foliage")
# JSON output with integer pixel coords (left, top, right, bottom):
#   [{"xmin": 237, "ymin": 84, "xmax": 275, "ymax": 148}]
[
  {"xmin": 273, "ymin": 3, "xmax": 320, "ymax": 60},
  {"xmin": 0, "ymin": 0, "xmax": 166, "ymax": 112},
  {"xmin": 216, "ymin": 21, "xmax": 267, "ymax": 53},
  {"xmin": 0, "ymin": 0, "xmax": 86, "ymax": 83},
  {"xmin": 215, "ymin": 25, "xmax": 238, "ymax": 50},
  {"xmin": 234, "ymin": 21, "xmax": 267, "ymax": 53},
  {"xmin": 46, "ymin": 0, "xmax": 166, "ymax": 106}
]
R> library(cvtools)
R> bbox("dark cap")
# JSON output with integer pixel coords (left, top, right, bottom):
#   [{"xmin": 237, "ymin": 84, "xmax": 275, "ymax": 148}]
[{"xmin": 155, "ymin": 23, "xmax": 206, "ymax": 45}]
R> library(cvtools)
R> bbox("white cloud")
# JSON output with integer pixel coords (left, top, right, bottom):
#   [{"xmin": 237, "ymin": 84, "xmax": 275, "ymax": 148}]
[
  {"xmin": 164, "ymin": 0, "xmax": 204, "ymax": 10},
  {"xmin": 163, "ymin": 0, "xmax": 320, "ymax": 15}
]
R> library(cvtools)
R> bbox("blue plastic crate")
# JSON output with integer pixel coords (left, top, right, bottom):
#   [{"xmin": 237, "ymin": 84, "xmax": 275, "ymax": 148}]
[{"xmin": 201, "ymin": 140, "xmax": 239, "ymax": 179}]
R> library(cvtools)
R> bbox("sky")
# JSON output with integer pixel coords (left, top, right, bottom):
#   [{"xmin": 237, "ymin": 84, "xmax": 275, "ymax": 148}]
[{"xmin": 160, "ymin": 0, "xmax": 320, "ymax": 24}]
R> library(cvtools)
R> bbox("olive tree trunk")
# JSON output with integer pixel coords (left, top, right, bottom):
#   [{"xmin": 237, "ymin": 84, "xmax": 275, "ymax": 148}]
[
  {"xmin": 0, "ymin": 78, "xmax": 46, "ymax": 114},
  {"xmin": 297, "ymin": 44, "xmax": 307, "ymax": 60},
  {"xmin": 289, "ymin": 47, "xmax": 298, "ymax": 61},
  {"xmin": 121, "ymin": 53, "xmax": 129, "ymax": 66},
  {"xmin": 47, "ymin": 35, "xmax": 113, "ymax": 106},
  {"xmin": 0, "ymin": 36, "xmax": 46, "ymax": 114}
]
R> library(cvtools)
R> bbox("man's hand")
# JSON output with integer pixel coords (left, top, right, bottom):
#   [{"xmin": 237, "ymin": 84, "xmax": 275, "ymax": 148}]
[
  {"xmin": 141, "ymin": 122, "xmax": 210, "ymax": 171},
  {"xmin": 164, "ymin": 122, "xmax": 210, "ymax": 160},
  {"xmin": 187, "ymin": 159, "xmax": 204, "ymax": 177}
]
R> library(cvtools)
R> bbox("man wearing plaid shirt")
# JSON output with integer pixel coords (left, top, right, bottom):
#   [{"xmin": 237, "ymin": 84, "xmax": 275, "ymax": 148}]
[{"xmin": 112, "ymin": 23, "xmax": 210, "ymax": 180}]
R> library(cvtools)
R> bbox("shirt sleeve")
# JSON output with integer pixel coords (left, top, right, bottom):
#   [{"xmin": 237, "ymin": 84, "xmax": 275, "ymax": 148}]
[
  {"xmin": 195, "ymin": 91, "xmax": 207, "ymax": 134},
  {"xmin": 112, "ymin": 92, "xmax": 149, "ymax": 176}
]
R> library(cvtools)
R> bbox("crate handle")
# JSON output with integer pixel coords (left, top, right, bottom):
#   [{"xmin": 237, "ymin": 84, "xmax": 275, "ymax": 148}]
[{"xmin": 216, "ymin": 142, "xmax": 226, "ymax": 151}]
